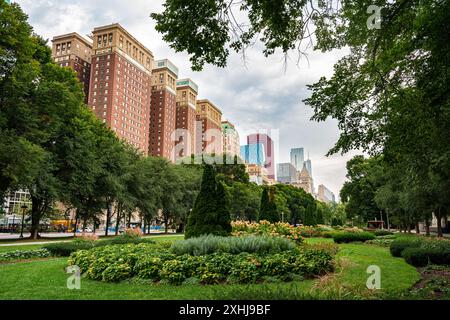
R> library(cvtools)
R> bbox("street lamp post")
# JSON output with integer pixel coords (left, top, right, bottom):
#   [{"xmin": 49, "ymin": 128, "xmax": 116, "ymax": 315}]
[{"xmin": 20, "ymin": 204, "xmax": 28, "ymax": 238}]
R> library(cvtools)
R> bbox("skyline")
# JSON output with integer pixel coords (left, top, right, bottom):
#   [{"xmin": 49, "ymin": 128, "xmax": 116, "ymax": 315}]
[{"xmin": 15, "ymin": 0, "xmax": 359, "ymax": 198}]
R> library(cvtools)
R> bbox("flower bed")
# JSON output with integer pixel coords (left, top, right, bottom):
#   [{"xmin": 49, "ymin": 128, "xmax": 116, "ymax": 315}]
[
  {"xmin": 68, "ymin": 241, "xmax": 334, "ymax": 285},
  {"xmin": 231, "ymin": 220, "xmax": 337, "ymax": 242}
]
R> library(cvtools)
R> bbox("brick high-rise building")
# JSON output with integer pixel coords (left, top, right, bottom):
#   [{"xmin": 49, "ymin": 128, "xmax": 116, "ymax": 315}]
[
  {"xmin": 88, "ymin": 23, "xmax": 154, "ymax": 155},
  {"xmin": 175, "ymin": 78, "xmax": 198, "ymax": 160},
  {"xmin": 196, "ymin": 99, "xmax": 223, "ymax": 155},
  {"xmin": 149, "ymin": 59, "xmax": 178, "ymax": 161},
  {"xmin": 51, "ymin": 33, "xmax": 92, "ymax": 102}
]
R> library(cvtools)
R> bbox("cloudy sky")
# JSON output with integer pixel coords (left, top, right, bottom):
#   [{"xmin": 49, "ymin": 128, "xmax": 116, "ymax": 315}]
[{"xmin": 16, "ymin": 0, "xmax": 359, "ymax": 198}]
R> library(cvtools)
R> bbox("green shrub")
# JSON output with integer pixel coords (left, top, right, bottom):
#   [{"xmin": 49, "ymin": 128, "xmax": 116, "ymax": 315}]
[
  {"xmin": 67, "ymin": 242, "xmax": 334, "ymax": 285},
  {"xmin": 44, "ymin": 241, "xmax": 95, "ymax": 257},
  {"xmin": 293, "ymin": 249, "xmax": 334, "ymax": 276},
  {"xmin": 390, "ymin": 236, "xmax": 450, "ymax": 267},
  {"xmin": 390, "ymin": 237, "xmax": 423, "ymax": 257},
  {"xmin": 401, "ymin": 246, "xmax": 450, "ymax": 267},
  {"xmin": 332, "ymin": 231, "xmax": 375, "ymax": 244},
  {"xmin": 227, "ymin": 254, "xmax": 261, "ymax": 284},
  {"xmin": 44, "ymin": 237, "xmax": 156, "ymax": 257},
  {"xmin": 365, "ymin": 239, "xmax": 394, "ymax": 247},
  {"xmin": 102, "ymin": 262, "xmax": 132, "ymax": 282},
  {"xmin": 0, "ymin": 249, "xmax": 50, "ymax": 262},
  {"xmin": 373, "ymin": 229, "xmax": 394, "ymax": 236},
  {"xmin": 171, "ymin": 235, "xmax": 296, "ymax": 256}
]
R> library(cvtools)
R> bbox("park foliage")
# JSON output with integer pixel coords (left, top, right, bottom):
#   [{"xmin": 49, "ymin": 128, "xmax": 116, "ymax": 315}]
[{"xmin": 68, "ymin": 240, "xmax": 334, "ymax": 285}]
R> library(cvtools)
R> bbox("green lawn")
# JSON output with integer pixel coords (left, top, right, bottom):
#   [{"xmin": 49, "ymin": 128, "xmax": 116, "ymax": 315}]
[
  {"xmin": 0, "ymin": 237, "xmax": 420, "ymax": 300},
  {"xmin": 0, "ymin": 244, "xmax": 45, "ymax": 252}
]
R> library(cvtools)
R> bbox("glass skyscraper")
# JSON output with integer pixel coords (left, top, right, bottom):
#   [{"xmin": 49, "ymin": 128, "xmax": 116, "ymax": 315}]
[
  {"xmin": 240, "ymin": 143, "xmax": 265, "ymax": 166},
  {"xmin": 290, "ymin": 148, "xmax": 304, "ymax": 171}
]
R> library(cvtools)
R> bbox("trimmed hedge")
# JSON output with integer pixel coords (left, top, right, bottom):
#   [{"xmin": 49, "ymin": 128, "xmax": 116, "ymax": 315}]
[
  {"xmin": 332, "ymin": 231, "xmax": 376, "ymax": 244},
  {"xmin": 171, "ymin": 235, "xmax": 297, "ymax": 256},
  {"xmin": 401, "ymin": 247, "xmax": 450, "ymax": 267},
  {"xmin": 43, "ymin": 237, "xmax": 156, "ymax": 257},
  {"xmin": 0, "ymin": 249, "xmax": 50, "ymax": 262},
  {"xmin": 390, "ymin": 236, "xmax": 450, "ymax": 267},
  {"xmin": 68, "ymin": 242, "xmax": 334, "ymax": 285},
  {"xmin": 390, "ymin": 238, "xmax": 423, "ymax": 257}
]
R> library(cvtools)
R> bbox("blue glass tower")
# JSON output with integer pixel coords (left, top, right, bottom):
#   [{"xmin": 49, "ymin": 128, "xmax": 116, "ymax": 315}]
[{"xmin": 240, "ymin": 143, "xmax": 265, "ymax": 165}]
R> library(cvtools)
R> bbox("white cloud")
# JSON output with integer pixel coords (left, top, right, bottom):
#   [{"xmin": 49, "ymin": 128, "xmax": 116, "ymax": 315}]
[{"xmin": 16, "ymin": 0, "xmax": 356, "ymax": 197}]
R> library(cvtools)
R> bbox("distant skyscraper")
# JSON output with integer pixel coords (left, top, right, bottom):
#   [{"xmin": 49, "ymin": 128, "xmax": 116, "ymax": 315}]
[
  {"xmin": 277, "ymin": 163, "xmax": 297, "ymax": 184},
  {"xmin": 247, "ymin": 134, "xmax": 275, "ymax": 179},
  {"xmin": 292, "ymin": 163, "xmax": 314, "ymax": 194},
  {"xmin": 318, "ymin": 184, "xmax": 336, "ymax": 203},
  {"xmin": 290, "ymin": 148, "xmax": 304, "ymax": 171},
  {"xmin": 240, "ymin": 144, "xmax": 265, "ymax": 166},
  {"xmin": 304, "ymin": 158, "xmax": 312, "ymax": 177}
]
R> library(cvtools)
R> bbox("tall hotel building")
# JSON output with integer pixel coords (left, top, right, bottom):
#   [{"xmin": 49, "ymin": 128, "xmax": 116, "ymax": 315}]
[
  {"xmin": 196, "ymin": 99, "xmax": 223, "ymax": 155},
  {"xmin": 149, "ymin": 59, "xmax": 178, "ymax": 160},
  {"xmin": 51, "ymin": 33, "xmax": 92, "ymax": 102},
  {"xmin": 88, "ymin": 24, "xmax": 154, "ymax": 155},
  {"xmin": 175, "ymin": 79, "xmax": 198, "ymax": 160}
]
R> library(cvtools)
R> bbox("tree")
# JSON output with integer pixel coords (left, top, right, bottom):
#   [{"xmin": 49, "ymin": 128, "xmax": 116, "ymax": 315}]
[
  {"xmin": 340, "ymin": 156, "xmax": 383, "ymax": 224},
  {"xmin": 152, "ymin": 0, "xmax": 450, "ymax": 237},
  {"xmin": 185, "ymin": 164, "xmax": 229, "ymax": 238},
  {"xmin": 258, "ymin": 186, "xmax": 279, "ymax": 223},
  {"xmin": 151, "ymin": 0, "xmax": 339, "ymax": 71},
  {"xmin": 304, "ymin": 203, "xmax": 317, "ymax": 226},
  {"xmin": 215, "ymin": 181, "xmax": 232, "ymax": 235}
]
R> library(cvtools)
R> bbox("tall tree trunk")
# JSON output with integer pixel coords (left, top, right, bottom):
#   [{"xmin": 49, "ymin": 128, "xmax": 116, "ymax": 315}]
[
  {"xmin": 415, "ymin": 222, "xmax": 420, "ymax": 234},
  {"xmin": 164, "ymin": 215, "xmax": 169, "ymax": 234},
  {"xmin": 105, "ymin": 201, "xmax": 112, "ymax": 236},
  {"xmin": 425, "ymin": 218, "xmax": 430, "ymax": 236},
  {"xmin": 73, "ymin": 211, "xmax": 78, "ymax": 237},
  {"xmin": 115, "ymin": 203, "xmax": 121, "ymax": 236},
  {"xmin": 127, "ymin": 212, "xmax": 131, "ymax": 228},
  {"xmin": 29, "ymin": 195, "xmax": 42, "ymax": 240},
  {"xmin": 436, "ymin": 207, "xmax": 443, "ymax": 238}
]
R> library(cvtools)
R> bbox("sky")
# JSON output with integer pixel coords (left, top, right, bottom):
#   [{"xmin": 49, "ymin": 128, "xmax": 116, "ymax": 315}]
[{"xmin": 15, "ymin": 0, "xmax": 360, "ymax": 198}]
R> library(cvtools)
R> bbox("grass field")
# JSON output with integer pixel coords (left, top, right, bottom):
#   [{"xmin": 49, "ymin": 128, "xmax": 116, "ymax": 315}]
[{"xmin": 0, "ymin": 237, "xmax": 420, "ymax": 300}]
